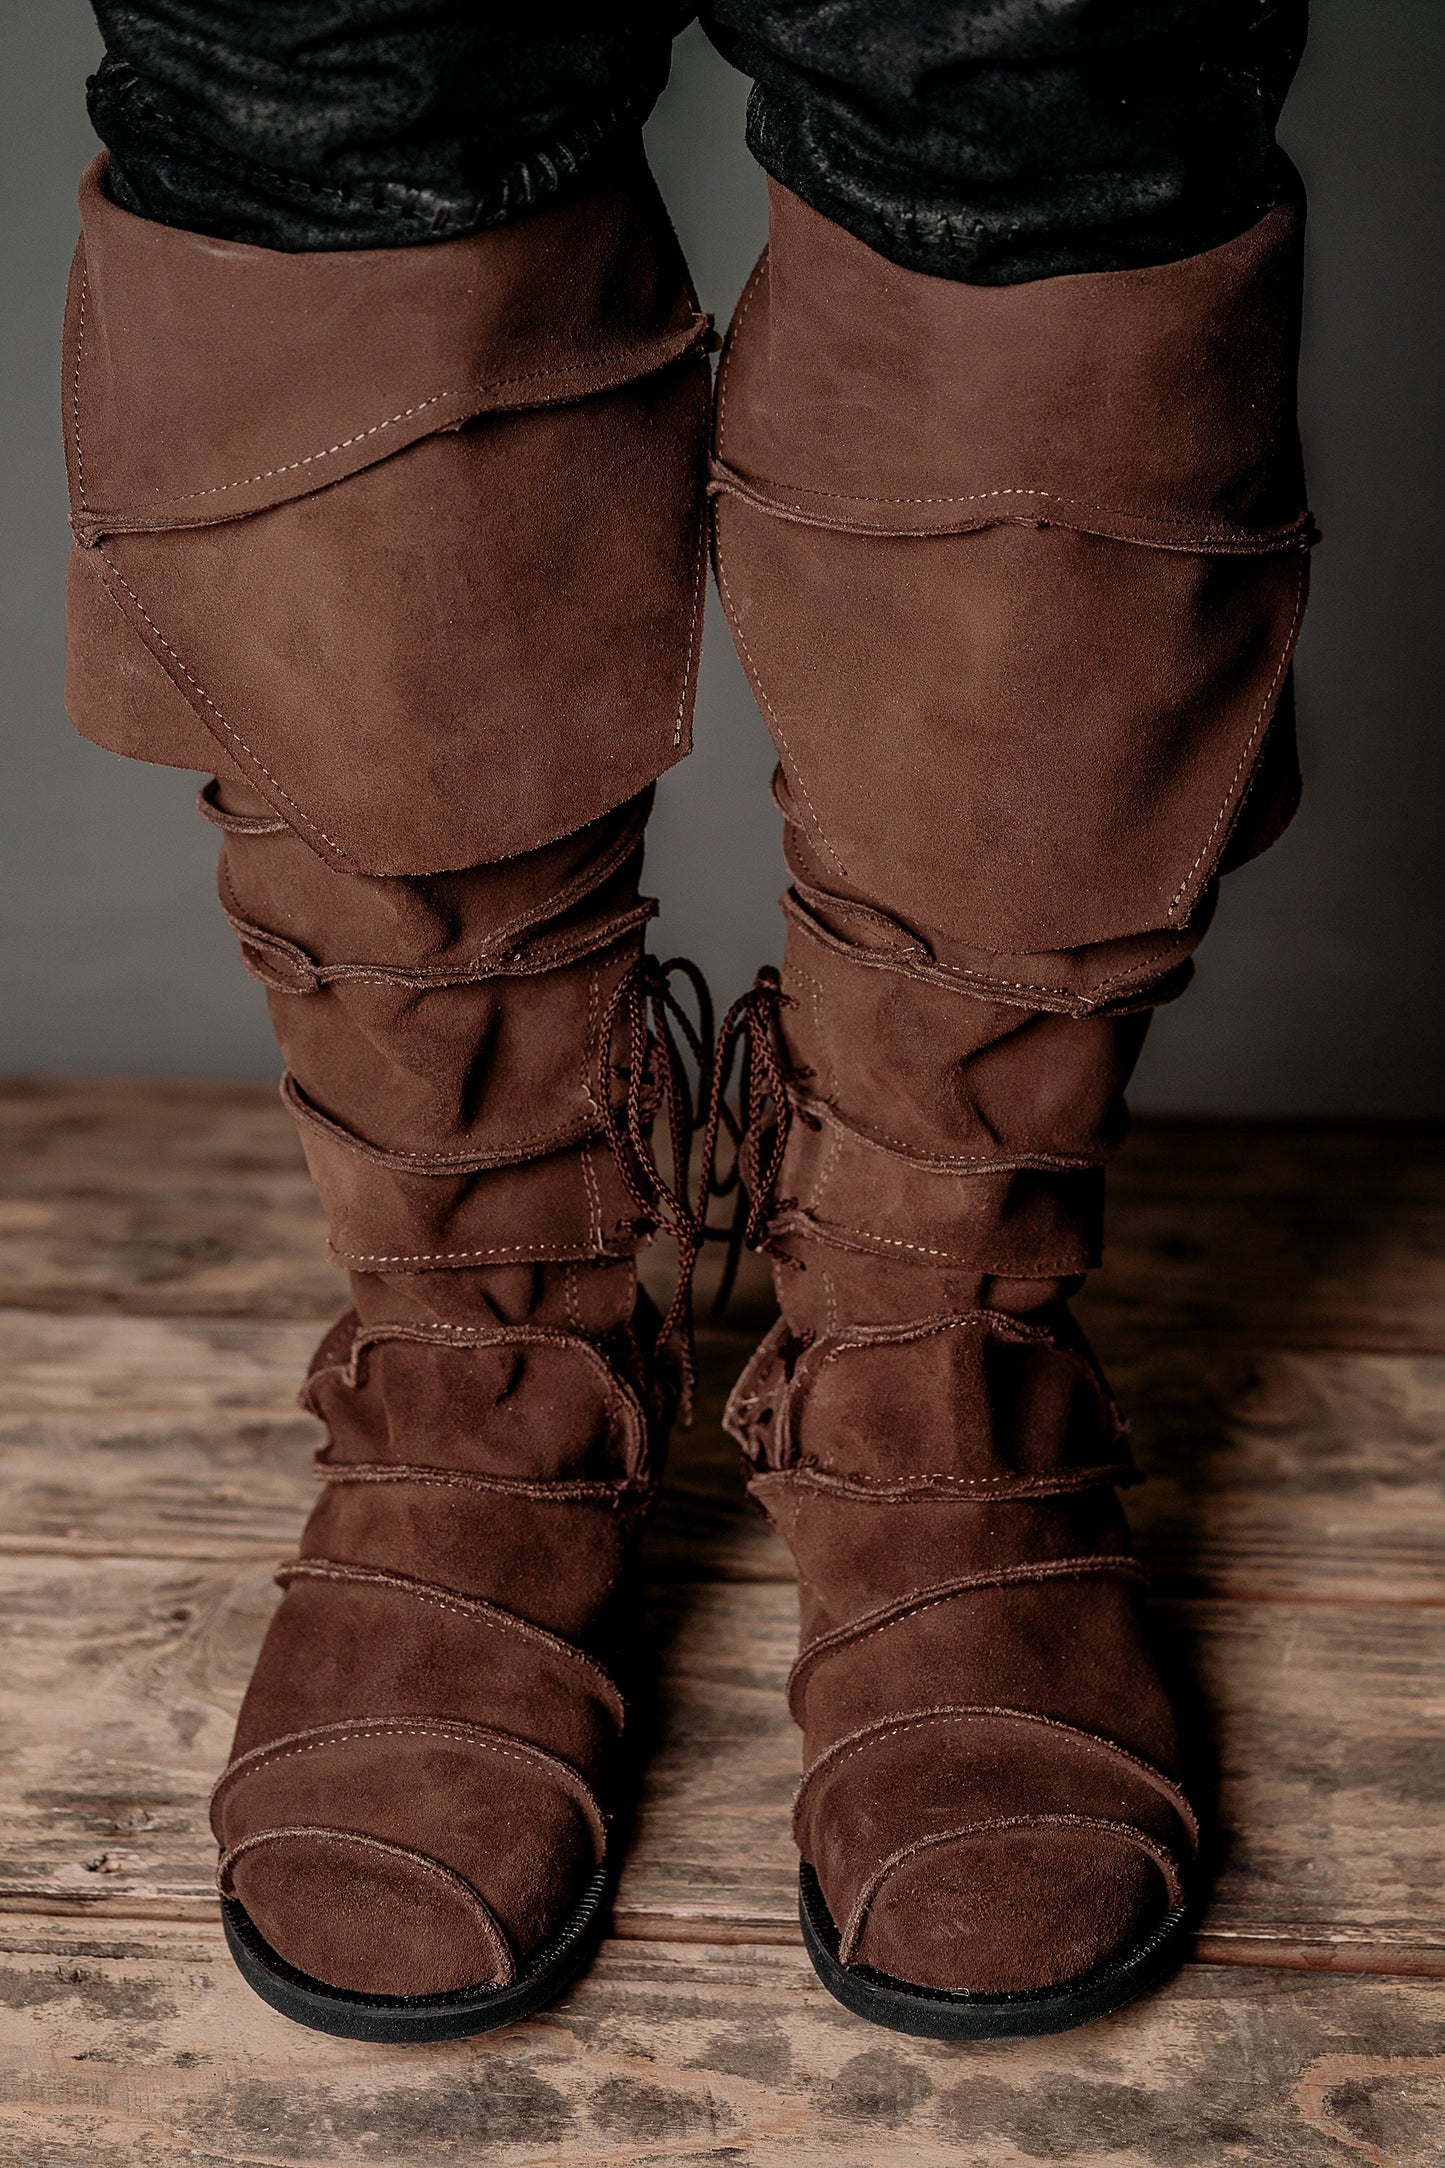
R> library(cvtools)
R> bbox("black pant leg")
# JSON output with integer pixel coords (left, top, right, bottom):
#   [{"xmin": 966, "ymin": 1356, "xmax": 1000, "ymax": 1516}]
[
  {"xmin": 87, "ymin": 2, "xmax": 690, "ymax": 248},
  {"xmin": 700, "ymin": 0, "xmax": 1309, "ymax": 282}
]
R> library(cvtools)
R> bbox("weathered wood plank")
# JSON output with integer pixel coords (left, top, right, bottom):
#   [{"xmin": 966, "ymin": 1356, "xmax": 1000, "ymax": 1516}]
[
  {"xmin": 4, "ymin": 1082, "xmax": 1444, "ymax": 1352},
  {"xmin": 5, "ymin": 1311, "xmax": 1441, "ymax": 1602},
  {"xmin": 1112, "ymin": 1342, "xmax": 1445, "ymax": 1603},
  {"xmin": 1080, "ymin": 1118, "xmax": 1445, "ymax": 1355},
  {"xmin": 0, "ymin": 1078, "xmax": 340, "ymax": 1318},
  {"xmin": 0, "ymin": 1312, "xmax": 322, "ymax": 1561},
  {"xmin": 0, "ymin": 1309, "xmax": 795, "ymax": 1581},
  {"xmin": 1, "ymin": 1916, "xmax": 1442, "ymax": 2168},
  {"xmin": 1, "ymin": 1558, "xmax": 1441, "ymax": 1970},
  {"xmin": 618, "ymin": 1583, "xmax": 1445, "ymax": 1967}
]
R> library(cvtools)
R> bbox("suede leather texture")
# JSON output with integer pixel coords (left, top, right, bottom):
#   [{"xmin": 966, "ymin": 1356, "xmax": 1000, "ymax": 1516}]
[
  {"xmin": 63, "ymin": 153, "xmax": 712, "ymax": 876},
  {"xmin": 712, "ymin": 178, "xmax": 1312, "ymax": 958},
  {"xmin": 714, "ymin": 183, "xmax": 1311, "ymax": 1996},
  {"xmin": 59, "ymin": 143, "xmax": 1313, "ymax": 2012},
  {"xmin": 205, "ymin": 771, "xmax": 675, "ymax": 1998},
  {"xmin": 61, "ymin": 166, "xmax": 709, "ymax": 2001}
]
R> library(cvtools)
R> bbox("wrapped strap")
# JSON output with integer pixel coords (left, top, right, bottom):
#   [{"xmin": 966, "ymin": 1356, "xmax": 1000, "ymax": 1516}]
[{"xmin": 63, "ymin": 156, "xmax": 712, "ymax": 874}]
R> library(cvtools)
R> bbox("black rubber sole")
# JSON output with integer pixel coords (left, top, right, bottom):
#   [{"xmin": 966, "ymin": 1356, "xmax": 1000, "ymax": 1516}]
[
  {"xmin": 220, "ymin": 1861, "xmax": 610, "ymax": 2043},
  {"xmin": 799, "ymin": 1862, "xmax": 1190, "ymax": 2042}
]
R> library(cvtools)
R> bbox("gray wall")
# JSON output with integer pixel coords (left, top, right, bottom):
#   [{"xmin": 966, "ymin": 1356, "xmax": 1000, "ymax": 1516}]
[{"xmin": 2, "ymin": 2, "xmax": 1442, "ymax": 1113}]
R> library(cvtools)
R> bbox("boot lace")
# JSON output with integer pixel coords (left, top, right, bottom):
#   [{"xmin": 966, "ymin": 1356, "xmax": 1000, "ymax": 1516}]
[
  {"xmin": 598, "ymin": 954, "xmax": 714, "ymax": 1411},
  {"xmin": 697, "ymin": 965, "xmax": 814, "ymax": 1319},
  {"xmin": 599, "ymin": 959, "xmax": 810, "ymax": 1414}
]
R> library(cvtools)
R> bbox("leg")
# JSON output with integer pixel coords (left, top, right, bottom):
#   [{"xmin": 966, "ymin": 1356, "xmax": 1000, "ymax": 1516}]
[
  {"xmin": 68, "ymin": 4, "xmax": 709, "ymax": 2036},
  {"xmin": 87, "ymin": 0, "xmax": 691, "ymax": 246},
  {"xmin": 704, "ymin": 0, "xmax": 1307, "ymax": 280},
  {"xmin": 702, "ymin": 0, "xmax": 1311, "ymax": 2033}
]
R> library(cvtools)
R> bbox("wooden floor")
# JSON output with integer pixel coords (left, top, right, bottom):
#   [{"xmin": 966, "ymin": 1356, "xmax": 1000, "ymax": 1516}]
[{"xmin": 1, "ymin": 1078, "xmax": 1443, "ymax": 2167}]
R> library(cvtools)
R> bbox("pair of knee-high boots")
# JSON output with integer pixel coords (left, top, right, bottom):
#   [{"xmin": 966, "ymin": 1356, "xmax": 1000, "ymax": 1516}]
[{"xmin": 62, "ymin": 147, "xmax": 1311, "ymax": 2041}]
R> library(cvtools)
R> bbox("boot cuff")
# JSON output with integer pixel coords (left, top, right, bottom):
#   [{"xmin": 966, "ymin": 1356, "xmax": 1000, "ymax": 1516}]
[
  {"xmin": 67, "ymin": 153, "xmax": 708, "ymax": 541},
  {"xmin": 714, "ymin": 173, "xmax": 1311, "ymax": 555}
]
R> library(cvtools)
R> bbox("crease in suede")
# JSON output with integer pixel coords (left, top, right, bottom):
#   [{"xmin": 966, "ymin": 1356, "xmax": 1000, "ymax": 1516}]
[
  {"xmin": 713, "ymin": 181, "xmax": 1307, "ymax": 1999},
  {"xmin": 62, "ymin": 154, "xmax": 713, "ymax": 877},
  {"xmin": 199, "ymin": 772, "xmax": 678, "ymax": 1994},
  {"xmin": 58, "ymin": 153, "xmax": 713, "ymax": 2003}
]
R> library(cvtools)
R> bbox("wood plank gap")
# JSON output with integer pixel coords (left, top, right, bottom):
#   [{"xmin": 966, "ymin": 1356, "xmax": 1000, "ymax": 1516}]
[
  {"xmin": 14, "ymin": 1892, "xmax": 1445, "ymax": 1988},
  {"xmin": 610, "ymin": 1912, "xmax": 802, "ymax": 1949},
  {"xmin": 1192, "ymin": 1935, "xmax": 1445, "ymax": 1979}
]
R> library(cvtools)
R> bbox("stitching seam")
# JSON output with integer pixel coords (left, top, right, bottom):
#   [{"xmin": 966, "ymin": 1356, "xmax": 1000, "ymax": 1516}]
[
  {"xmin": 772, "ymin": 1210, "xmax": 1088, "ymax": 1271},
  {"xmin": 673, "ymin": 496, "xmax": 708, "ymax": 752},
  {"xmin": 790, "ymin": 1558, "xmax": 1144, "ymax": 1688},
  {"xmin": 215, "ymin": 1722, "xmax": 606, "ymax": 1847},
  {"xmin": 713, "ymin": 542, "xmax": 847, "ymax": 876},
  {"xmin": 1166, "ymin": 562, "xmax": 1307, "ymax": 915},
  {"xmin": 140, "ymin": 320, "xmax": 710, "ymax": 510},
  {"xmin": 840, "ymin": 1816, "xmax": 1183, "ymax": 1962},
  {"xmin": 95, "ymin": 554, "xmax": 347, "ymax": 857},
  {"xmin": 712, "ymin": 252, "xmax": 848, "ymax": 879},
  {"xmin": 278, "ymin": 1560, "xmax": 624, "ymax": 1714},
  {"xmin": 797, "ymin": 1707, "xmax": 1197, "ymax": 1838},
  {"xmin": 783, "ymin": 889, "xmax": 1183, "ymax": 1012},
  {"xmin": 71, "ymin": 262, "xmax": 87, "ymax": 512},
  {"xmin": 714, "ymin": 464, "xmax": 1312, "ymax": 547}
]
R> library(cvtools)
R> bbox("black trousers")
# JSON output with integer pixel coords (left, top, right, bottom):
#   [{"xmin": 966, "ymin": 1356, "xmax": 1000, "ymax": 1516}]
[{"xmin": 89, "ymin": 2, "xmax": 1306, "ymax": 282}]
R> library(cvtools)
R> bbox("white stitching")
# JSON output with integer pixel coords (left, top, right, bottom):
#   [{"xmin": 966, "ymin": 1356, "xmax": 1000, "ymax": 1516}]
[
  {"xmin": 784, "ymin": 889, "xmax": 1185, "ymax": 1013},
  {"xmin": 278, "ymin": 1560, "xmax": 625, "ymax": 1716},
  {"xmin": 789, "ymin": 1557, "xmax": 1144, "ymax": 1690},
  {"xmin": 582, "ymin": 967, "xmax": 601, "ymax": 1117},
  {"xmin": 336, "ymin": 1244, "xmax": 607, "ymax": 1265},
  {"xmin": 215, "ymin": 1825, "xmax": 516, "ymax": 1974},
  {"xmin": 796, "ymin": 1706, "xmax": 1198, "ymax": 1840},
  {"xmin": 673, "ymin": 496, "xmax": 708, "ymax": 752},
  {"xmin": 580, "ymin": 1140, "xmax": 604, "ymax": 1253},
  {"xmin": 714, "ymin": 256, "xmax": 766, "ymax": 447},
  {"xmin": 715, "ymin": 465, "xmax": 1313, "ymax": 548},
  {"xmin": 795, "ymin": 1096, "xmax": 1099, "ymax": 1175},
  {"xmin": 214, "ymin": 1720, "xmax": 608, "ymax": 1848},
  {"xmin": 317, "ymin": 1461, "xmax": 632, "ymax": 1507},
  {"xmin": 95, "ymin": 554, "xmax": 348, "ymax": 857},
  {"xmin": 712, "ymin": 253, "xmax": 849, "ymax": 876},
  {"xmin": 71, "ymin": 262, "xmax": 87, "ymax": 513},
  {"xmin": 150, "ymin": 322, "xmax": 710, "ymax": 509},
  {"xmin": 759, "ymin": 1461, "xmax": 1129, "ymax": 1500},
  {"xmin": 713, "ymin": 542, "xmax": 848, "ymax": 876},
  {"xmin": 773, "ymin": 1213, "xmax": 1089, "ymax": 1270},
  {"xmin": 1166, "ymin": 561, "xmax": 1308, "ymax": 915},
  {"xmin": 284, "ymin": 1072, "xmax": 596, "ymax": 1171},
  {"xmin": 839, "ymin": 1815, "xmax": 1184, "ymax": 1963},
  {"xmin": 712, "ymin": 254, "xmax": 1307, "ymax": 550}
]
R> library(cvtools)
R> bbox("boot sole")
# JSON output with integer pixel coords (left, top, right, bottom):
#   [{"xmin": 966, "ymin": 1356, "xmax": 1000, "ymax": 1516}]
[
  {"xmin": 220, "ymin": 1861, "xmax": 610, "ymax": 2043},
  {"xmin": 799, "ymin": 1862, "xmax": 1189, "ymax": 2042}
]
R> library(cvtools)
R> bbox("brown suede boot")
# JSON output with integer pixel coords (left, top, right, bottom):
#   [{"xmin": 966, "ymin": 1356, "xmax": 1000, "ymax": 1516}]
[
  {"xmin": 62, "ymin": 155, "xmax": 712, "ymax": 2038},
  {"xmin": 710, "ymin": 179, "xmax": 1313, "ymax": 2038}
]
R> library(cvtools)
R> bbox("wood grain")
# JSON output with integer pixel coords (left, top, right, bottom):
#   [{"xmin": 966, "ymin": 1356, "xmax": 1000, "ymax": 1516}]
[
  {"xmin": 1, "ymin": 1556, "xmax": 1441, "ymax": 1973},
  {"xmin": 1080, "ymin": 1119, "xmax": 1445, "ymax": 1355},
  {"xmin": 1, "ymin": 1915, "xmax": 1443, "ymax": 2168},
  {"xmin": 5, "ymin": 1310, "xmax": 1442, "ymax": 1603},
  {"xmin": 0, "ymin": 1078, "xmax": 340, "ymax": 1318},
  {"xmin": 3, "ymin": 1080, "xmax": 1443, "ymax": 2166},
  {"xmin": 4, "ymin": 1082, "xmax": 1444, "ymax": 1352}
]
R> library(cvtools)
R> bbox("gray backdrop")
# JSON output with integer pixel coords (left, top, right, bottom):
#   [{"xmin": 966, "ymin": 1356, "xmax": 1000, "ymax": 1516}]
[{"xmin": 3, "ymin": 1, "xmax": 1442, "ymax": 1113}]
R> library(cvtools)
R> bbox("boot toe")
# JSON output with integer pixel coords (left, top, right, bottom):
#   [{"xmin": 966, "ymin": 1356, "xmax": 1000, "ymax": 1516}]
[
  {"xmin": 222, "ymin": 1827, "xmax": 514, "ymax": 1998},
  {"xmin": 842, "ymin": 1822, "xmax": 1173, "ymax": 1996}
]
